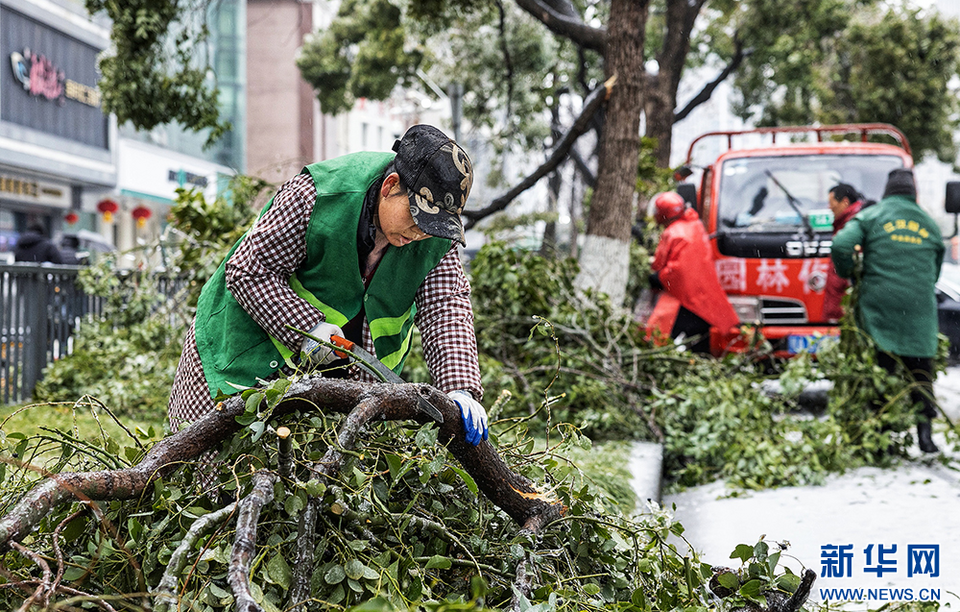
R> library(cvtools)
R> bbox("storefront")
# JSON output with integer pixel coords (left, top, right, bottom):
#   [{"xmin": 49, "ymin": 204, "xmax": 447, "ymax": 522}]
[
  {"xmin": 114, "ymin": 137, "xmax": 233, "ymax": 268},
  {"xmin": 0, "ymin": 0, "xmax": 115, "ymax": 259}
]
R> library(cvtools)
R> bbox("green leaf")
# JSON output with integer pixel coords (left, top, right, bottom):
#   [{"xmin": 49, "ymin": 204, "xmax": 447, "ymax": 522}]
[
  {"xmin": 424, "ymin": 555, "xmax": 451, "ymax": 570},
  {"xmin": 777, "ymin": 573, "xmax": 802, "ymax": 592},
  {"xmin": 124, "ymin": 446, "xmax": 141, "ymax": 463},
  {"xmin": 767, "ymin": 550, "xmax": 781, "ymax": 575},
  {"xmin": 718, "ymin": 572, "xmax": 739, "ymax": 590},
  {"xmin": 324, "ymin": 564, "xmax": 346, "ymax": 584},
  {"xmin": 284, "ymin": 492, "xmax": 306, "ymax": 516},
  {"xmin": 414, "ymin": 424, "xmax": 438, "ymax": 449},
  {"xmin": 266, "ymin": 555, "xmax": 292, "ymax": 590},
  {"xmin": 385, "ymin": 453, "xmax": 403, "ymax": 480},
  {"xmin": 250, "ymin": 421, "xmax": 266, "ymax": 443},
  {"xmin": 739, "ymin": 579, "xmax": 767, "ymax": 606},
  {"xmin": 304, "ymin": 479, "xmax": 326, "ymax": 497},
  {"xmin": 446, "ymin": 465, "xmax": 479, "ymax": 495},
  {"xmin": 245, "ymin": 391, "xmax": 264, "ymax": 414},
  {"xmin": 582, "ymin": 583, "xmax": 601, "ymax": 595},
  {"xmin": 731, "ymin": 544, "xmax": 755, "ymax": 562},
  {"xmin": 344, "ymin": 558, "xmax": 366, "ymax": 581}
]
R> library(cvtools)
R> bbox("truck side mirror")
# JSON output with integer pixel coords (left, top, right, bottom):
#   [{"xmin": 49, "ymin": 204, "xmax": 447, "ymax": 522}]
[
  {"xmin": 946, "ymin": 181, "xmax": 960, "ymax": 214},
  {"xmin": 677, "ymin": 183, "xmax": 697, "ymax": 208}
]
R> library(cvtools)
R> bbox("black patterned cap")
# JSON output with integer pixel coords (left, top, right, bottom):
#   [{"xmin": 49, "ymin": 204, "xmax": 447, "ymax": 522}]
[{"xmin": 392, "ymin": 125, "xmax": 473, "ymax": 246}]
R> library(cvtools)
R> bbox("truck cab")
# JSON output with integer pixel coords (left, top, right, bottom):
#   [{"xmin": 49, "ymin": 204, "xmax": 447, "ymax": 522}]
[{"xmin": 677, "ymin": 124, "xmax": 913, "ymax": 356}]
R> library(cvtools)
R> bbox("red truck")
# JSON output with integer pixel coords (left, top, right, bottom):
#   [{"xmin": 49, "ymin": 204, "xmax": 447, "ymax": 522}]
[{"xmin": 675, "ymin": 124, "xmax": 914, "ymax": 356}]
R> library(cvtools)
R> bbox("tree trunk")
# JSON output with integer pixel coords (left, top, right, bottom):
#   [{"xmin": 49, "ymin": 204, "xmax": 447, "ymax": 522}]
[
  {"xmin": 575, "ymin": 0, "xmax": 649, "ymax": 306},
  {"xmin": 646, "ymin": 0, "xmax": 706, "ymax": 168}
]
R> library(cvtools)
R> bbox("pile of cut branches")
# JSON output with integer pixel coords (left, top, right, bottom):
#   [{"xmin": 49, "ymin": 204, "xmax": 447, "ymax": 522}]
[{"xmin": 0, "ymin": 375, "xmax": 737, "ymax": 611}]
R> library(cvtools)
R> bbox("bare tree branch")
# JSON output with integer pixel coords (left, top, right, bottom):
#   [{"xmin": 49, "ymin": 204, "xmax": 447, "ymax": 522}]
[
  {"xmin": 463, "ymin": 77, "xmax": 615, "ymax": 229},
  {"xmin": 155, "ymin": 502, "xmax": 237, "ymax": 612},
  {"xmin": 568, "ymin": 146, "xmax": 596, "ymax": 187},
  {"xmin": 10, "ymin": 542, "xmax": 50, "ymax": 612},
  {"xmin": 229, "ymin": 471, "xmax": 278, "ymax": 612},
  {"xmin": 673, "ymin": 40, "xmax": 750, "ymax": 124},
  {"xmin": 514, "ymin": 0, "xmax": 606, "ymax": 52}
]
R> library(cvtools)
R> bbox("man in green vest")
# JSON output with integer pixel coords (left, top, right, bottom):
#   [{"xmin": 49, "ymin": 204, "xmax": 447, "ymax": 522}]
[
  {"xmin": 169, "ymin": 125, "xmax": 489, "ymax": 446},
  {"xmin": 831, "ymin": 168, "xmax": 944, "ymax": 453}
]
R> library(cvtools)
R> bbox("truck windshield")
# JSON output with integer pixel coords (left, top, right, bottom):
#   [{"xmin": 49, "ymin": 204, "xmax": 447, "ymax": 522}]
[{"xmin": 717, "ymin": 154, "xmax": 905, "ymax": 231}]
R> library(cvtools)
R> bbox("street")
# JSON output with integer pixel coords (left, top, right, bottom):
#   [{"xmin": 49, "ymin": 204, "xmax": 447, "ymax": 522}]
[{"xmin": 662, "ymin": 366, "xmax": 960, "ymax": 605}]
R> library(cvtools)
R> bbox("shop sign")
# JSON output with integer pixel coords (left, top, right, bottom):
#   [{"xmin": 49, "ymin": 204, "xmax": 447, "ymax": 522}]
[
  {"xmin": 0, "ymin": 174, "xmax": 70, "ymax": 208},
  {"xmin": 168, "ymin": 169, "xmax": 209, "ymax": 188},
  {"xmin": 10, "ymin": 48, "xmax": 101, "ymax": 108}
]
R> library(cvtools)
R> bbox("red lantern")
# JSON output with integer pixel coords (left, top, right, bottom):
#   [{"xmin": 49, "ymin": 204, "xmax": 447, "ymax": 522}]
[
  {"xmin": 132, "ymin": 205, "xmax": 152, "ymax": 228},
  {"xmin": 96, "ymin": 198, "xmax": 119, "ymax": 223},
  {"xmin": 64, "ymin": 211, "xmax": 79, "ymax": 225}
]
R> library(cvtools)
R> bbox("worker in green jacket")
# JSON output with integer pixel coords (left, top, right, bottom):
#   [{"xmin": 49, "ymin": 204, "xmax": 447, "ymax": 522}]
[
  {"xmin": 169, "ymin": 125, "xmax": 489, "ymax": 447},
  {"xmin": 831, "ymin": 168, "xmax": 944, "ymax": 453}
]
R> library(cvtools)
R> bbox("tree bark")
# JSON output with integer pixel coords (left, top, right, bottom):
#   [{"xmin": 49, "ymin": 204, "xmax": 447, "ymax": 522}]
[
  {"xmin": 229, "ymin": 471, "xmax": 278, "ymax": 612},
  {"xmin": 514, "ymin": 0, "xmax": 606, "ymax": 52},
  {"xmin": 0, "ymin": 378, "xmax": 562, "ymax": 552},
  {"xmin": 574, "ymin": 0, "xmax": 649, "ymax": 304},
  {"xmin": 645, "ymin": 0, "xmax": 705, "ymax": 169}
]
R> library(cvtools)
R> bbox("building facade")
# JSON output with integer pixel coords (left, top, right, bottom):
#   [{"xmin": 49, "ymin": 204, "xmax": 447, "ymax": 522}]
[
  {"xmin": 0, "ymin": 0, "xmax": 114, "ymax": 258},
  {"xmin": 0, "ymin": 0, "xmax": 244, "ymax": 265}
]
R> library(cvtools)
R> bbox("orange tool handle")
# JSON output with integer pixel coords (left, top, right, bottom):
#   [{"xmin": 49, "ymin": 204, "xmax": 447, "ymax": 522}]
[{"xmin": 330, "ymin": 335, "xmax": 354, "ymax": 358}]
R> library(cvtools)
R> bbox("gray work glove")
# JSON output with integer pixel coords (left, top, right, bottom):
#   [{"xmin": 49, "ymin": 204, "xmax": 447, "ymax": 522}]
[{"xmin": 301, "ymin": 322, "xmax": 344, "ymax": 366}]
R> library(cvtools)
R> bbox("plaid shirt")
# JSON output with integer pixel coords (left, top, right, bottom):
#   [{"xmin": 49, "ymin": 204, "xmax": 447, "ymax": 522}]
[{"xmin": 169, "ymin": 172, "xmax": 482, "ymax": 431}]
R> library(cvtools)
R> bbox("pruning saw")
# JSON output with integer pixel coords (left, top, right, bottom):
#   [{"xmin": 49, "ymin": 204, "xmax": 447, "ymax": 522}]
[{"xmin": 330, "ymin": 335, "xmax": 444, "ymax": 424}]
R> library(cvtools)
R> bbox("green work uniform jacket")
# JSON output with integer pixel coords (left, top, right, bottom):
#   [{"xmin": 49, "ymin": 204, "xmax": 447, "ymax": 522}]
[
  {"xmin": 194, "ymin": 152, "xmax": 451, "ymax": 399},
  {"xmin": 831, "ymin": 194, "xmax": 944, "ymax": 358}
]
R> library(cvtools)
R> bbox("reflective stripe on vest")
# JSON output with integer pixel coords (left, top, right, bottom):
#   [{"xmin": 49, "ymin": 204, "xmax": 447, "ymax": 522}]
[{"xmin": 194, "ymin": 152, "xmax": 449, "ymax": 399}]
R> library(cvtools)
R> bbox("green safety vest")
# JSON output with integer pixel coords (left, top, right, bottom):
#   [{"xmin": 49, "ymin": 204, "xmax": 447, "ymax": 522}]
[{"xmin": 194, "ymin": 151, "xmax": 451, "ymax": 399}]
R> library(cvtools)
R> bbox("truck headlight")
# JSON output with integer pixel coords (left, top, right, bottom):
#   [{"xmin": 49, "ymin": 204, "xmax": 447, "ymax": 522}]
[{"xmin": 728, "ymin": 296, "xmax": 762, "ymax": 324}]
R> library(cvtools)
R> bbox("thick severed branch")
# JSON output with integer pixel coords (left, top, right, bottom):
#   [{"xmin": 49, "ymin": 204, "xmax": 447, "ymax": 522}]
[
  {"xmin": 154, "ymin": 502, "xmax": 237, "ymax": 612},
  {"xmin": 0, "ymin": 378, "xmax": 562, "ymax": 552},
  {"xmin": 287, "ymin": 495, "xmax": 320, "ymax": 612},
  {"xmin": 228, "ymin": 471, "xmax": 278, "ymax": 612},
  {"xmin": 287, "ymin": 397, "xmax": 380, "ymax": 611},
  {"xmin": 276, "ymin": 426, "xmax": 294, "ymax": 481},
  {"xmin": 462, "ymin": 78, "xmax": 614, "ymax": 229}
]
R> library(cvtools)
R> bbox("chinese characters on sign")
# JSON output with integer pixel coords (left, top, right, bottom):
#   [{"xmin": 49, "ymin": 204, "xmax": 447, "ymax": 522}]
[
  {"xmin": 821, "ymin": 544, "xmax": 940, "ymax": 578},
  {"xmin": 9, "ymin": 48, "xmax": 101, "ymax": 108}
]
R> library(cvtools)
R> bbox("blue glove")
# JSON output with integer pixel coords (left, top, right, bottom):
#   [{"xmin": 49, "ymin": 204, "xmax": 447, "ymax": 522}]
[
  {"xmin": 301, "ymin": 322, "xmax": 344, "ymax": 366},
  {"xmin": 449, "ymin": 390, "xmax": 488, "ymax": 446}
]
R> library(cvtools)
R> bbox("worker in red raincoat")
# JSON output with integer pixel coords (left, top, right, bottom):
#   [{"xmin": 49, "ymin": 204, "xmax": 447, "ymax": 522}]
[{"xmin": 645, "ymin": 192, "xmax": 740, "ymax": 353}]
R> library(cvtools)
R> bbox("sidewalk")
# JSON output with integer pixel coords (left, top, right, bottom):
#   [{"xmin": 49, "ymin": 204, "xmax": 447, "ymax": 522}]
[{"xmin": 639, "ymin": 368, "xmax": 960, "ymax": 605}]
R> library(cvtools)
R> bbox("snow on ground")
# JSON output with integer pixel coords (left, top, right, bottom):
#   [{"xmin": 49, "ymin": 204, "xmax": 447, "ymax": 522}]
[{"xmin": 658, "ymin": 366, "xmax": 960, "ymax": 605}]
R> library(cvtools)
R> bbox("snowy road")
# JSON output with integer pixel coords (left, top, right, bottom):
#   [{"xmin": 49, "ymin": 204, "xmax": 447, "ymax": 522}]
[{"xmin": 661, "ymin": 366, "xmax": 960, "ymax": 605}]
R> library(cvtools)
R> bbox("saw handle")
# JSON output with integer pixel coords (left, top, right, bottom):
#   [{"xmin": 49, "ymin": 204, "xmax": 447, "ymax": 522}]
[{"xmin": 330, "ymin": 335, "xmax": 354, "ymax": 359}]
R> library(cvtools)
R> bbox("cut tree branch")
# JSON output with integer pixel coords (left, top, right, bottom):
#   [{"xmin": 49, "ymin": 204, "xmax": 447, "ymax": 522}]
[
  {"xmin": 463, "ymin": 77, "xmax": 615, "ymax": 229},
  {"xmin": 0, "ymin": 377, "xmax": 563, "ymax": 552},
  {"xmin": 155, "ymin": 502, "xmax": 237, "ymax": 612},
  {"xmin": 514, "ymin": 0, "xmax": 606, "ymax": 52},
  {"xmin": 228, "ymin": 471, "xmax": 278, "ymax": 612}
]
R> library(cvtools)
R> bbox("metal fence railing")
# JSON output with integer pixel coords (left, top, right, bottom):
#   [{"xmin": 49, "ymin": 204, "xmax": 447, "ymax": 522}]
[{"xmin": 0, "ymin": 263, "xmax": 187, "ymax": 405}]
